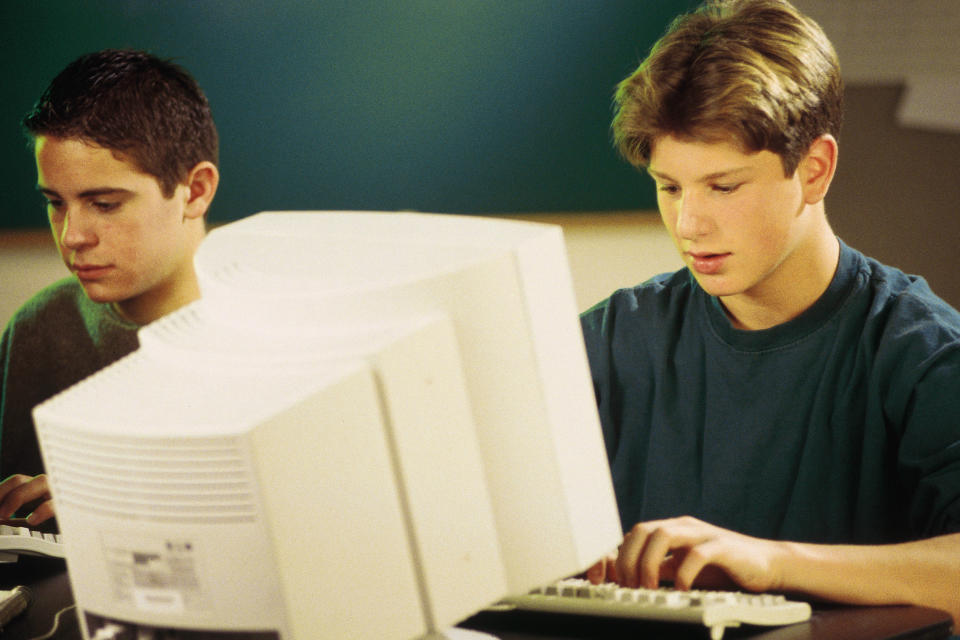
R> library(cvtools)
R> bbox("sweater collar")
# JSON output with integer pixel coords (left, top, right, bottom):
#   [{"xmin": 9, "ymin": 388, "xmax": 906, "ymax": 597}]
[{"xmin": 702, "ymin": 238, "xmax": 860, "ymax": 351}]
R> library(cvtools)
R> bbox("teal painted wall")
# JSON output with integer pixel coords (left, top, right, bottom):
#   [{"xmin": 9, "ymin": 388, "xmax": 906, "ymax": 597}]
[{"xmin": 1, "ymin": 1, "xmax": 696, "ymax": 229}]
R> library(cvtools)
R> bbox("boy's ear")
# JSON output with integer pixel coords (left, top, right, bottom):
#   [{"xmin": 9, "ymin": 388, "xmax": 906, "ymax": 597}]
[
  {"xmin": 799, "ymin": 134, "xmax": 838, "ymax": 205},
  {"xmin": 183, "ymin": 161, "xmax": 219, "ymax": 220}
]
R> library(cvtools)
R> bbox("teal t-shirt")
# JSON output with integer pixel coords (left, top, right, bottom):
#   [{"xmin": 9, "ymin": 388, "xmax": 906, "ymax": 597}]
[
  {"xmin": 581, "ymin": 240, "xmax": 960, "ymax": 544},
  {"xmin": 0, "ymin": 278, "xmax": 139, "ymax": 478}
]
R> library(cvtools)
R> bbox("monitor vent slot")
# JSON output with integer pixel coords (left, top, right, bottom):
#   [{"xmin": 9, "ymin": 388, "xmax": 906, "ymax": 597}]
[{"xmin": 41, "ymin": 427, "xmax": 258, "ymax": 524}]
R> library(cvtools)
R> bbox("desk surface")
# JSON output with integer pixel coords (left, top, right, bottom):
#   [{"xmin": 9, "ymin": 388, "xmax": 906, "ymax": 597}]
[
  {"xmin": 1, "ymin": 556, "xmax": 79, "ymax": 639},
  {"xmin": 1, "ymin": 556, "xmax": 953, "ymax": 640}
]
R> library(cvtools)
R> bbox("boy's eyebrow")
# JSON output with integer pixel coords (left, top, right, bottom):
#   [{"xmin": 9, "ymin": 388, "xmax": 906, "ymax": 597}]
[
  {"xmin": 646, "ymin": 166, "xmax": 751, "ymax": 182},
  {"xmin": 37, "ymin": 185, "xmax": 132, "ymax": 198}
]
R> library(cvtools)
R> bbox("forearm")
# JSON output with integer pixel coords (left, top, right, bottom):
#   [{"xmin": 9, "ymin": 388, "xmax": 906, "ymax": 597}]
[{"xmin": 777, "ymin": 533, "xmax": 960, "ymax": 625}]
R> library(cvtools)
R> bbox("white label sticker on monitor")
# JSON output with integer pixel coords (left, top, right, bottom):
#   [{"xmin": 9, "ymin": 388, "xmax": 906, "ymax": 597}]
[{"xmin": 102, "ymin": 535, "xmax": 206, "ymax": 613}]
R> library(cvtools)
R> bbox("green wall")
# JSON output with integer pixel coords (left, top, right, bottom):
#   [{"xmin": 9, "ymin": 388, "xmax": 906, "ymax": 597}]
[{"xmin": 1, "ymin": 1, "xmax": 696, "ymax": 229}]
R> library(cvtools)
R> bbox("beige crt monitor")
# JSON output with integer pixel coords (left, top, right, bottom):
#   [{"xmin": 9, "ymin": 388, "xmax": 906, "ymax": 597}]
[{"xmin": 34, "ymin": 211, "xmax": 622, "ymax": 640}]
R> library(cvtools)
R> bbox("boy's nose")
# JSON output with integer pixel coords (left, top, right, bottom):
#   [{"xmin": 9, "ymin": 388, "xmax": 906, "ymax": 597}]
[{"xmin": 58, "ymin": 209, "xmax": 97, "ymax": 250}]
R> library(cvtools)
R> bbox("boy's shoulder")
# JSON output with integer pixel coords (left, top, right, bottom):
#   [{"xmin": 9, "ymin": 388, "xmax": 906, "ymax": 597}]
[
  {"xmin": 4, "ymin": 278, "xmax": 136, "ymax": 342},
  {"xmin": 582, "ymin": 267, "xmax": 696, "ymax": 323},
  {"xmin": 10, "ymin": 277, "xmax": 90, "ymax": 326},
  {"xmin": 853, "ymin": 248, "xmax": 960, "ymax": 333}
]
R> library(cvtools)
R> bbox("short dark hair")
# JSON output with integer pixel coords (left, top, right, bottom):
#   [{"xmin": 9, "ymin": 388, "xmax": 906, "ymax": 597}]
[
  {"xmin": 23, "ymin": 49, "xmax": 219, "ymax": 197},
  {"xmin": 612, "ymin": 0, "xmax": 843, "ymax": 176}
]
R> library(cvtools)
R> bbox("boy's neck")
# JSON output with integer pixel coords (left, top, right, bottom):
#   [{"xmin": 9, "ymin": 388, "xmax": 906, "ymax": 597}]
[
  {"xmin": 112, "ymin": 270, "xmax": 201, "ymax": 326},
  {"xmin": 720, "ymin": 222, "xmax": 840, "ymax": 331}
]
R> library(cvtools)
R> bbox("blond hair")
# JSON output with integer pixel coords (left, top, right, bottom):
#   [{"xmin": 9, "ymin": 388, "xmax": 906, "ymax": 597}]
[{"xmin": 612, "ymin": 0, "xmax": 842, "ymax": 175}]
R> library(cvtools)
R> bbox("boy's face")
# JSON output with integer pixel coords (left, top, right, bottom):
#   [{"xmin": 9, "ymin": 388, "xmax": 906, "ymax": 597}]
[
  {"xmin": 34, "ymin": 135, "xmax": 199, "ymax": 322},
  {"xmin": 647, "ymin": 134, "xmax": 813, "ymax": 307}
]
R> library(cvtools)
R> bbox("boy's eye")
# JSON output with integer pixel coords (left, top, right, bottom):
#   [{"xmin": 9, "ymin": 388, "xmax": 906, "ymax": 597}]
[
  {"xmin": 92, "ymin": 201, "xmax": 120, "ymax": 212},
  {"xmin": 658, "ymin": 184, "xmax": 680, "ymax": 195},
  {"xmin": 713, "ymin": 183, "xmax": 740, "ymax": 194}
]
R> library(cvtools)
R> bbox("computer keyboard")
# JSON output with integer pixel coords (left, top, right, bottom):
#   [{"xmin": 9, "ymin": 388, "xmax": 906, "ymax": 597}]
[
  {"xmin": 498, "ymin": 578, "xmax": 812, "ymax": 640},
  {"xmin": 0, "ymin": 524, "xmax": 64, "ymax": 558}
]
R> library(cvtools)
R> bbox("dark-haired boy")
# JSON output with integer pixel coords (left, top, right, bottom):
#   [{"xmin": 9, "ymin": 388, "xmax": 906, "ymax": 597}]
[
  {"xmin": 583, "ymin": 0, "xmax": 960, "ymax": 624},
  {"xmin": 0, "ymin": 49, "xmax": 219, "ymax": 525}
]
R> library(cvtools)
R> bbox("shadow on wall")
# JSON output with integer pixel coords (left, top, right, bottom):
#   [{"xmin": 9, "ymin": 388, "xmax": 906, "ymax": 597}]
[{"xmin": 827, "ymin": 85, "xmax": 960, "ymax": 309}]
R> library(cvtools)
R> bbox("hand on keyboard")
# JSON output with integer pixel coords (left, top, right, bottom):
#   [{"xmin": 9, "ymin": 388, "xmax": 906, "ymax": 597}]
[
  {"xmin": 593, "ymin": 516, "xmax": 785, "ymax": 594},
  {"xmin": 0, "ymin": 474, "xmax": 56, "ymax": 526}
]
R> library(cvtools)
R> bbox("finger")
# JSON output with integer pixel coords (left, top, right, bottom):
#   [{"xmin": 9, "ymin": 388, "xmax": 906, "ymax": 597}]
[
  {"xmin": 588, "ymin": 553, "xmax": 620, "ymax": 584},
  {"xmin": 0, "ymin": 517, "xmax": 32, "ymax": 527},
  {"xmin": 616, "ymin": 526, "xmax": 652, "ymax": 588},
  {"xmin": 0, "ymin": 476, "xmax": 32, "ymax": 518},
  {"xmin": 25, "ymin": 500, "xmax": 56, "ymax": 526},
  {"xmin": 674, "ymin": 539, "xmax": 722, "ymax": 591},
  {"xmin": 0, "ymin": 476, "xmax": 50, "ymax": 519},
  {"xmin": 658, "ymin": 552, "xmax": 683, "ymax": 583},
  {"xmin": 0, "ymin": 475, "xmax": 31, "ymax": 505},
  {"xmin": 586, "ymin": 559, "xmax": 605, "ymax": 584},
  {"xmin": 638, "ymin": 527, "xmax": 678, "ymax": 589},
  {"xmin": 605, "ymin": 555, "xmax": 619, "ymax": 583}
]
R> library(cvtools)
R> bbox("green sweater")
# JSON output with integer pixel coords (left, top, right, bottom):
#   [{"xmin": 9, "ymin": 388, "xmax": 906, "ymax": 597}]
[
  {"xmin": 581, "ymin": 241, "xmax": 960, "ymax": 544},
  {"xmin": 0, "ymin": 278, "xmax": 139, "ymax": 478}
]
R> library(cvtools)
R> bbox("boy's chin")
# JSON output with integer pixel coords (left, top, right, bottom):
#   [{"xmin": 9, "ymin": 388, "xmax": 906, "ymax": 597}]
[
  {"xmin": 77, "ymin": 281, "xmax": 127, "ymax": 305},
  {"xmin": 688, "ymin": 270, "xmax": 742, "ymax": 298}
]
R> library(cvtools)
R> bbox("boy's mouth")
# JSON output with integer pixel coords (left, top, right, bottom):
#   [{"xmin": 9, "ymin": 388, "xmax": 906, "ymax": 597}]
[
  {"xmin": 687, "ymin": 251, "xmax": 730, "ymax": 275},
  {"xmin": 72, "ymin": 263, "xmax": 113, "ymax": 281}
]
